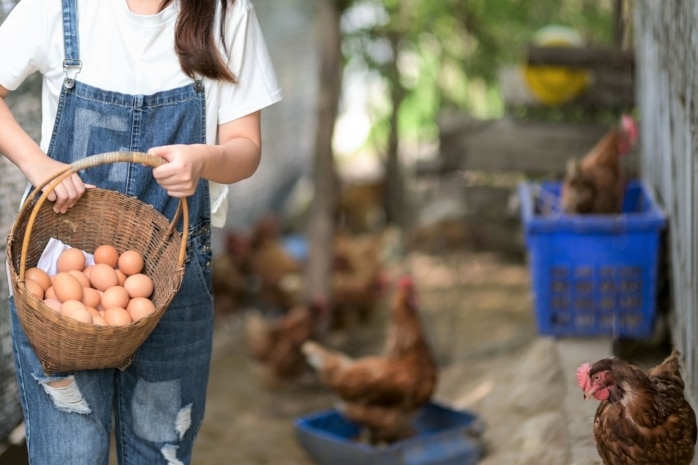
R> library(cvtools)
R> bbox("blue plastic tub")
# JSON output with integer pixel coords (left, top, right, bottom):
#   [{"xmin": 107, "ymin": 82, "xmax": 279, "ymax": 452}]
[
  {"xmin": 518, "ymin": 180, "xmax": 667, "ymax": 338},
  {"xmin": 294, "ymin": 402, "xmax": 485, "ymax": 465}
]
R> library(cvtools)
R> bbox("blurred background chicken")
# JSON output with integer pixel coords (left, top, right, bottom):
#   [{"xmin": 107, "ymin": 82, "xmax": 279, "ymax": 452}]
[
  {"xmin": 329, "ymin": 230, "xmax": 389, "ymax": 329},
  {"xmin": 560, "ymin": 114, "xmax": 638, "ymax": 214},
  {"xmin": 301, "ymin": 276, "xmax": 438, "ymax": 444},
  {"xmin": 244, "ymin": 215, "xmax": 304, "ymax": 313},
  {"xmin": 244, "ymin": 299, "xmax": 327, "ymax": 386},
  {"xmin": 576, "ymin": 349, "xmax": 697, "ymax": 465}
]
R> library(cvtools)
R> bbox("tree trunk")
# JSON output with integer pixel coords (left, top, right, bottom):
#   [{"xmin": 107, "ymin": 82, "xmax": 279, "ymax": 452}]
[
  {"xmin": 305, "ymin": 0, "xmax": 344, "ymax": 334},
  {"xmin": 384, "ymin": 31, "xmax": 407, "ymax": 229}
]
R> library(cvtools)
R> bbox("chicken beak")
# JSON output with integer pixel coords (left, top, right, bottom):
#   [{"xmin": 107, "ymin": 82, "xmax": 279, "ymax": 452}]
[{"xmin": 583, "ymin": 386, "xmax": 598, "ymax": 401}]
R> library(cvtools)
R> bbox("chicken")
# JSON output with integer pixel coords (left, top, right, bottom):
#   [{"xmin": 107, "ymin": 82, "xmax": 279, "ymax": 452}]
[
  {"xmin": 301, "ymin": 276, "xmax": 438, "ymax": 444},
  {"xmin": 561, "ymin": 114, "xmax": 638, "ymax": 214},
  {"xmin": 245, "ymin": 300, "xmax": 326, "ymax": 385},
  {"xmin": 329, "ymin": 230, "xmax": 388, "ymax": 329},
  {"xmin": 337, "ymin": 178, "xmax": 386, "ymax": 234},
  {"xmin": 576, "ymin": 349, "xmax": 697, "ymax": 465},
  {"xmin": 212, "ymin": 231, "xmax": 252, "ymax": 319},
  {"xmin": 245, "ymin": 215, "xmax": 303, "ymax": 312}
]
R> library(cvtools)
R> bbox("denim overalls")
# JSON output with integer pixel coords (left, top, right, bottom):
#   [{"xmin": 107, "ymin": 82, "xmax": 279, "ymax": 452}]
[{"xmin": 9, "ymin": 1, "xmax": 215, "ymax": 463}]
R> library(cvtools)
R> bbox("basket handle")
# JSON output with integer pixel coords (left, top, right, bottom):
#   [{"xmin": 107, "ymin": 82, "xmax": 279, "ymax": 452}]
[{"xmin": 19, "ymin": 151, "xmax": 189, "ymax": 279}]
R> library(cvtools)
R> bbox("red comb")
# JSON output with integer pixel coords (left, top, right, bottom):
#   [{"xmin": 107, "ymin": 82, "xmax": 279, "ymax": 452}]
[{"xmin": 576, "ymin": 363, "xmax": 591, "ymax": 391}]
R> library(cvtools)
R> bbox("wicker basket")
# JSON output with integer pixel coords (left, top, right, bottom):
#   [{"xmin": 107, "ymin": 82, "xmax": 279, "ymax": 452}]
[{"xmin": 7, "ymin": 151, "xmax": 189, "ymax": 373}]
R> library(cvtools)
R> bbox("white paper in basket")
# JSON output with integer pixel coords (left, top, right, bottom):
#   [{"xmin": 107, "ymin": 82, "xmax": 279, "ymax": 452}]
[{"xmin": 8, "ymin": 238, "xmax": 95, "ymax": 297}]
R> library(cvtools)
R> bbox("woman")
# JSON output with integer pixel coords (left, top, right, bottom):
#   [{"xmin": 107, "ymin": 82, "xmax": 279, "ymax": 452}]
[{"xmin": 0, "ymin": 0, "xmax": 281, "ymax": 463}]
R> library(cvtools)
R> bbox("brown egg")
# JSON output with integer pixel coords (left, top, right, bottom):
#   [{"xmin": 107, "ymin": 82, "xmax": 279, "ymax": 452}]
[
  {"xmin": 93, "ymin": 244, "xmax": 119, "ymax": 268},
  {"xmin": 123, "ymin": 273, "xmax": 154, "ymax": 299},
  {"xmin": 90, "ymin": 263, "xmax": 119, "ymax": 291},
  {"xmin": 118, "ymin": 250, "xmax": 144, "ymax": 276},
  {"xmin": 101, "ymin": 286, "xmax": 130, "ymax": 310},
  {"xmin": 45, "ymin": 286, "xmax": 57, "ymax": 300},
  {"xmin": 60, "ymin": 299, "xmax": 86, "ymax": 315},
  {"xmin": 82, "ymin": 287, "xmax": 102, "ymax": 309},
  {"xmin": 52, "ymin": 272, "xmax": 84, "ymax": 303},
  {"xmin": 56, "ymin": 247, "xmax": 86, "ymax": 273},
  {"xmin": 25, "ymin": 279, "xmax": 45, "ymax": 299},
  {"xmin": 69, "ymin": 308, "xmax": 92, "ymax": 324},
  {"xmin": 127, "ymin": 297, "xmax": 156, "ymax": 322},
  {"xmin": 85, "ymin": 306, "xmax": 101, "ymax": 318},
  {"xmin": 25, "ymin": 267, "xmax": 51, "ymax": 291},
  {"xmin": 68, "ymin": 270, "xmax": 91, "ymax": 288},
  {"xmin": 43, "ymin": 298, "xmax": 62, "ymax": 313},
  {"xmin": 115, "ymin": 269, "xmax": 128, "ymax": 286},
  {"xmin": 92, "ymin": 314, "xmax": 108, "ymax": 326},
  {"xmin": 83, "ymin": 265, "xmax": 94, "ymax": 280},
  {"xmin": 60, "ymin": 300, "xmax": 92, "ymax": 324},
  {"xmin": 103, "ymin": 307, "xmax": 132, "ymax": 326}
]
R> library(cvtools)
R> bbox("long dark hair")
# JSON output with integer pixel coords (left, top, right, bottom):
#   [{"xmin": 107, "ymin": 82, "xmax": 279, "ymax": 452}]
[{"xmin": 161, "ymin": 0, "xmax": 237, "ymax": 83}]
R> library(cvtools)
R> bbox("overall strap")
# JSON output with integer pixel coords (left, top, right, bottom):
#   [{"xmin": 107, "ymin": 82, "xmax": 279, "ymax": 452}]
[{"xmin": 61, "ymin": 0, "xmax": 82, "ymax": 88}]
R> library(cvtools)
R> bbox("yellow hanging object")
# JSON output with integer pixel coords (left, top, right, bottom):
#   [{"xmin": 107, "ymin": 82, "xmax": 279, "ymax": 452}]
[{"xmin": 521, "ymin": 25, "xmax": 589, "ymax": 106}]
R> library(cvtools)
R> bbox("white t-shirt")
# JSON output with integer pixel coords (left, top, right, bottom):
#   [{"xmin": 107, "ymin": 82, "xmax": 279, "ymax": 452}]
[{"xmin": 0, "ymin": 0, "xmax": 283, "ymax": 227}]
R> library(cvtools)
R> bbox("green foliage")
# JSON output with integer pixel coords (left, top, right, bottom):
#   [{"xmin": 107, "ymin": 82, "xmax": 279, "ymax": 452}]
[{"xmin": 341, "ymin": 0, "xmax": 616, "ymax": 153}]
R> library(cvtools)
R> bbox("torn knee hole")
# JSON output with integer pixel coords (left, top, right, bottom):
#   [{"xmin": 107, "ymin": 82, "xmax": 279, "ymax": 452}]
[{"xmin": 37, "ymin": 375, "xmax": 91, "ymax": 414}]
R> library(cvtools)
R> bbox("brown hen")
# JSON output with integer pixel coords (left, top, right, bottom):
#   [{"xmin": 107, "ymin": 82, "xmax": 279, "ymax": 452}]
[
  {"xmin": 301, "ymin": 276, "xmax": 438, "ymax": 444},
  {"xmin": 329, "ymin": 230, "xmax": 387, "ymax": 329},
  {"xmin": 246, "ymin": 215, "xmax": 303, "ymax": 312},
  {"xmin": 561, "ymin": 114, "xmax": 638, "ymax": 214},
  {"xmin": 577, "ymin": 349, "xmax": 697, "ymax": 465},
  {"xmin": 245, "ymin": 300, "xmax": 326, "ymax": 385}
]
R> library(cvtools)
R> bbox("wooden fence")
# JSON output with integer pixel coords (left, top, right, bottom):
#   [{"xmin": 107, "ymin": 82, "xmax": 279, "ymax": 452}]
[{"xmin": 635, "ymin": 0, "xmax": 698, "ymax": 410}]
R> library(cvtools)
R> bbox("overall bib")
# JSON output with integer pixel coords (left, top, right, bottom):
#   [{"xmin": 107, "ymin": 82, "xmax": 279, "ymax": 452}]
[{"xmin": 9, "ymin": 1, "xmax": 215, "ymax": 464}]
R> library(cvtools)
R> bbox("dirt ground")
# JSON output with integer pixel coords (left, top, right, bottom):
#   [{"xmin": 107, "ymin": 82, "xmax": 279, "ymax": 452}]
[
  {"xmin": 1, "ymin": 248, "xmax": 579, "ymax": 465},
  {"xmin": 191, "ymin": 248, "xmax": 569, "ymax": 465}
]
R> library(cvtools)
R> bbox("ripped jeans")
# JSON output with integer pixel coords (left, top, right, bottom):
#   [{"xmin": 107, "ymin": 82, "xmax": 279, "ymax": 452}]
[{"xmin": 9, "ymin": 235, "xmax": 215, "ymax": 465}]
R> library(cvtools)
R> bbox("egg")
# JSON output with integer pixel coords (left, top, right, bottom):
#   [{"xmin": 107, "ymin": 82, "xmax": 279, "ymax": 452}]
[
  {"xmin": 25, "ymin": 267, "xmax": 51, "ymax": 291},
  {"xmin": 85, "ymin": 306, "xmax": 101, "ymax": 318},
  {"xmin": 83, "ymin": 265, "xmax": 94, "ymax": 280},
  {"xmin": 60, "ymin": 300, "xmax": 92, "ymax": 324},
  {"xmin": 68, "ymin": 270, "xmax": 91, "ymax": 288},
  {"xmin": 56, "ymin": 247, "xmax": 86, "ymax": 273},
  {"xmin": 45, "ymin": 286, "xmax": 57, "ymax": 300},
  {"xmin": 123, "ymin": 273, "xmax": 154, "ymax": 299},
  {"xmin": 82, "ymin": 287, "xmax": 102, "ymax": 309},
  {"xmin": 118, "ymin": 250, "xmax": 144, "ymax": 276},
  {"xmin": 90, "ymin": 263, "xmax": 119, "ymax": 291},
  {"xmin": 127, "ymin": 297, "xmax": 156, "ymax": 322},
  {"xmin": 68, "ymin": 308, "xmax": 93, "ymax": 324},
  {"xmin": 103, "ymin": 307, "xmax": 132, "ymax": 326},
  {"xmin": 43, "ymin": 298, "xmax": 62, "ymax": 313},
  {"xmin": 92, "ymin": 314, "xmax": 108, "ymax": 326},
  {"xmin": 52, "ymin": 272, "xmax": 84, "ymax": 303},
  {"xmin": 25, "ymin": 279, "xmax": 45, "ymax": 299},
  {"xmin": 93, "ymin": 244, "xmax": 119, "ymax": 267},
  {"xmin": 115, "ymin": 269, "xmax": 128, "ymax": 286},
  {"xmin": 101, "ymin": 286, "xmax": 130, "ymax": 310}
]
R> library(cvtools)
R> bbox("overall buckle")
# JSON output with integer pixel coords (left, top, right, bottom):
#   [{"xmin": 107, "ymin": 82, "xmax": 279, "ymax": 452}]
[{"xmin": 63, "ymin": 60, "xmax": 83, "ymax": 89}]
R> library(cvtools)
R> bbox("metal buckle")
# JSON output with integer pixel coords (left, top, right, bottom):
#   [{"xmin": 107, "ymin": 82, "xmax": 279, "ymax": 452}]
[{"xmin": 63, "ymin": 60, "xmax": 82, "ymax": 89}]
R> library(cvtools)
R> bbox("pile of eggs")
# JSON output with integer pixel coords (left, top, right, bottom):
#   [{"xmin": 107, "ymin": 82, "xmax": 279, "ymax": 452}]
[{"xmin": 24, "ymin": 245, "xmax": 156, "ymax": 327}]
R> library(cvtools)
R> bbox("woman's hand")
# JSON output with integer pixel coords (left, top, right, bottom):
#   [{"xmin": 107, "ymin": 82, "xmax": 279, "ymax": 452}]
[
  {"xmin": 149, "ymin": 145, "xmax": 204, "ymax": 197},
  {"xmin": 26, "ymin": 157, "xmax": 92, "ymax": 214},
  {"xmin": 148, "ymin": 111, "xmax": 263, "ymax": 195}
]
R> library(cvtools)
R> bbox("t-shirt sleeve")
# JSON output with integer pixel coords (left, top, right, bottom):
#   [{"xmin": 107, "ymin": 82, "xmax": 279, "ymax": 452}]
[
  {"xmin": 217, "ymin": 0, "xmax": 282, "ymax": 124},
  {"xmin": 0, "ymin": 0, "xmax": 47, "ymax": 90}
]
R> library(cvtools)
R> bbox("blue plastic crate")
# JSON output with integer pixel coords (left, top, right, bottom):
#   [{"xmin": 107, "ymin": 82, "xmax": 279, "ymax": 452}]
[
  {"xmin": 294, "ymin": 402, "xmax": 485, "ymax": 465},
  {"xmin": 518, "ymin": 180, "xmax": 667, "ymax": 338}
]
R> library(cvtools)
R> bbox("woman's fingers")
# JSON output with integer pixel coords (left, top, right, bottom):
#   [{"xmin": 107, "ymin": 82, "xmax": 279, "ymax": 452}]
[{"xmin": 47, "ymin": 173, "xmax": 89, "ymax": 213}]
